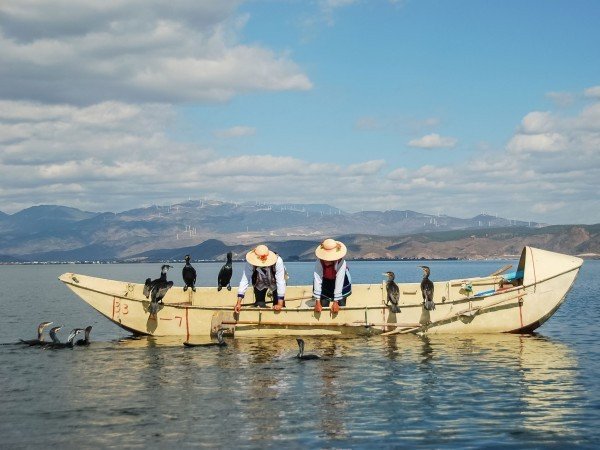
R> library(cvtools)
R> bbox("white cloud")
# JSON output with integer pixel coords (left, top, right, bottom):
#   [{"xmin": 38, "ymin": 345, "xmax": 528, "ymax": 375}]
[
  {"xmin": 507, "ymin": 133, "xmax": 567, "ymax": 153},
  {"xmin": 545, "ymin": 91, "xmax": 574, "ymax": 108},
  {"xmin": 214, "ymin": 126, "xmax": 256, "ymax": 138},
  {"xmin": 0, "ymin": 95, "xmax": 599, "ymax": 224},
  {"xmin": 584, "ymin": 85, "xmax": 600, "ymax": 98},
  {"xmin": 407, "ymin": 133, "xmax": 457, "ymax": 149},
  {"xmin": 0, "ymin": 1, "xmax": 312, "ymax": 105},
  {"xmin": 532, "ymin": 202, "xmax": 566, "ymax": 214}
]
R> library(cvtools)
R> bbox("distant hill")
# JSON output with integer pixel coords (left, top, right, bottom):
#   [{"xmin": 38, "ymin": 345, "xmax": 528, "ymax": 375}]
[
  {"xmin": 3, "ymin": 200, "xmax": 593, "ymax": 263},
  {"xmin": 0, "ymin": 253, "xmax": 21, "ymax": 263},
  {"xmin": 129, "ymin": 225, "xmax": 600, "ymax": 263}
]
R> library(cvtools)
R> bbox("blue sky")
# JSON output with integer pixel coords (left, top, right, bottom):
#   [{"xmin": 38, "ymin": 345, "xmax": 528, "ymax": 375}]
[{"xmin": 0, "ymin": 0, "xmax": 599, "ymax": 223}]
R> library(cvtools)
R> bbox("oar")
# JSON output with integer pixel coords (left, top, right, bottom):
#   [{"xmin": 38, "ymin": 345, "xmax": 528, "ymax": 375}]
[
  {"xmin": 221, "ymin": 318, "xmax": 422, "ymax": 328},
  {"xmin": 487, "ymin": 264, "xmax": 513, "ymax": 277},
  {"xmin": 222, "ymin": 319, "xmax": 419, "ymax": 328},
  {"xmin": 240, "ymin": 295, "xmax": 313, "ymax": 307},
  {"xmin": 381, "ymin": 291, "xmax": 527, "ymax": 336}
]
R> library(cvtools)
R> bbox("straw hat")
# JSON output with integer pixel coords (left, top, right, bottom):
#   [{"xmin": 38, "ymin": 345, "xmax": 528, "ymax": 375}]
[
  {"xmin": 246, "ymin": 244, "xmax": 277, "ymax": 267},
  {"xmin": 315, "ymin": 238, "xmax": 347, "ymax": 261}
]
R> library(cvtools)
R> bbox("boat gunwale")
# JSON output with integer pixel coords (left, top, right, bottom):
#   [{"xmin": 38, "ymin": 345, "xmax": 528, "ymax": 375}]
[{"xmin": 59, "ymin": 263, "xmax": 580, "ymax": 312}]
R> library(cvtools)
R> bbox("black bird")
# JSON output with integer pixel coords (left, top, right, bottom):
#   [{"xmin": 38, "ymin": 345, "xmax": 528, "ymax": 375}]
[
  {"xmin": 19, "ymin": 321, "xmax": 53, "ymax": 346},
  {"xmin": 183, "ymin": 329, "xmax": 227, "ymax": 347},
  {"xmin": 217, "ymin": 252, "xmax": 233, "ymax": 291},
  {"xmin": 47, "ymin": 326, "xmax": 62, "ymax": 345},
  {"xmin": 45, "ymin": 327, "xmax": 83, "ymax": 349},
  {"xmin": 383, "ymin": 272, "xmax": 401, "ymax": 313},
  {"xmin": 182, "ymin": 255, "xmax": 197, "ymax": 292},
  {"xmin": 75, "ymin": 326, "xmax": 93, "ymax": 346},
  {"xmin": 296, "ymin": 338, "xmax": 320, "ymax": 360},
  {"xmin": 144, "ymin": 265, "xmax": 174, "ymax": 319},
  {"xmin": 419, "ymin": 266, "xmax": 435, "ymax": 311}
]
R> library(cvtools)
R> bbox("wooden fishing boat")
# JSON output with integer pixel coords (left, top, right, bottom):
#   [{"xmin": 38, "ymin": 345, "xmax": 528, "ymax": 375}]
[{"xmin": 58, "ymin": 246, "xmax": 582, "ymax": 337}]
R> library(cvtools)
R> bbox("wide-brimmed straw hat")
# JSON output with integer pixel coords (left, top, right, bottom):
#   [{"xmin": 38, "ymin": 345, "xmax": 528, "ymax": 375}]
[
  {"xmin": 246, "ymin": 244, "xmax": 277, "ymax": 267},
  {"xmin": 315, "ymin": 238, "xmax": 347, "ymax": 261}
]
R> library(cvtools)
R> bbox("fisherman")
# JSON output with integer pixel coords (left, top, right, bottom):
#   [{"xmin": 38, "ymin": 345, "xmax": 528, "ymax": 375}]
[
  {"xmin": 234, "ymin": 245, "xmax": 286, "ymax": 313},
  {"xmin": 313, "ymin": 238, "xmax": 352, "ymax": 313}
]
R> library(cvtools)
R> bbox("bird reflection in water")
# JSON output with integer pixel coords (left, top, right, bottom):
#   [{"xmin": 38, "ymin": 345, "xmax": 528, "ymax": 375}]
[{"xmin": 309, "ymin": 339, "xmax": 347, "ymax": 439}]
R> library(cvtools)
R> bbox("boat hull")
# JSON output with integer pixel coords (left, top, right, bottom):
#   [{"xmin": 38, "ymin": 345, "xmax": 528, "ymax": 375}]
[{"xmin": 58, "ymin": 247, "xmax": 582, "ymax": 337}]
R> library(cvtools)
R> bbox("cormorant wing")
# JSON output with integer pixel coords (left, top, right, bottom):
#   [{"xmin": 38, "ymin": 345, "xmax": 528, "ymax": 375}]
[{"xmin": 154, "ymin": 281, "xmax": 174, "ymax": 301}]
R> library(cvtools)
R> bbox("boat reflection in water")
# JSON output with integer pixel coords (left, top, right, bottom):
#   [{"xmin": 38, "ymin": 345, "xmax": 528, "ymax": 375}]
[{"xmin": 108, "ymin": 332, "xmax": 583, "ymax": 445}]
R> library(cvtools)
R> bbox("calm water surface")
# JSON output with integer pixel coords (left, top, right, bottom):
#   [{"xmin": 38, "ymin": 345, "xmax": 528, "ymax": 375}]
[{"xmin": 1, "ymin": 260, "xmax": 598, "ymax": 448}]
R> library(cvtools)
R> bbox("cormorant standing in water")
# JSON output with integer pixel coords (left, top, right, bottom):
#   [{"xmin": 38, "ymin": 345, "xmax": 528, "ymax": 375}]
[
  {"xmin": 183, "ymin": 329, "xmax": 227, "ymax": 347},
  {"xmin": 75, "ymin": 326, "xmax": 93, "ymax": 346},
  {"xmin": 144, "ymin": 265, "xmax": 174, "ymax": 320},
  {"xmin": 383, "ymin": 272, "xmax": 401, "ymax": 313},
  {"xmin": 19, "ymin": 321, "xmax": 53, "ymax": 346},
  {"xmin": 296, "ymin": 338, "xmax": 320, "ymax": 360},
  {"xmin": 182, "ymin": 255, "xmax": 196, "ymax": 292},
  {"xmin": 217, "ymin": 252, "xmax": 233, "ymax": 291},
  {"xmin": 44, "ymin": 327, "xmax": 83, "ymax": 349},
  {"xmin": 419, "ymin": 266, "xmax": 435, "ymax": 311}
]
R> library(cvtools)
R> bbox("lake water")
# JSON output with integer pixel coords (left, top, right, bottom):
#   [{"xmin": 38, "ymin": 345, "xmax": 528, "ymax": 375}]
[{"xmin": 1, "ymin": 260, "xmax": 598, "ymax": 448}]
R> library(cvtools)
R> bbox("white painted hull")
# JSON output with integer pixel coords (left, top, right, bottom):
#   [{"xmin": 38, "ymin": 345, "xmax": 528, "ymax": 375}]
[{"xmin": 58, "ymin": 247, "xmax": 582, "ymax": 337}]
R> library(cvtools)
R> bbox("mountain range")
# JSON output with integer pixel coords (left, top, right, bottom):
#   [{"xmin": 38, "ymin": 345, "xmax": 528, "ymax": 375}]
[{"xmin": 0, "ymin": 201, "xmax": 597, "ymax": 262}]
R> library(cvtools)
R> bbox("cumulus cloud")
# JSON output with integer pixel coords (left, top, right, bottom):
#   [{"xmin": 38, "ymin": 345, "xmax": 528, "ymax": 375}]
[
  {"xmin": 0, "ymin": 100, "xmax": 387, "ymax": 213},
  {"xmin": 0, "ymin": 0, "xmax": 311, "ymax": 105},
  {"xmin": 407, "ymin": 133, "xmax": 457, "ymax": 149},
  {"xmin": 1, "ymin": 94, "xmax": 599, "ymax": 224}
]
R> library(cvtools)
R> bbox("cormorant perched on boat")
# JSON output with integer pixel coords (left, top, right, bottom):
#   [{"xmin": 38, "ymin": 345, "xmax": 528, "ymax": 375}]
[
  {"xmin": 183, "ymin": 329, "xmax": 227, "ymax": 347},
  {"xmin": 75, "ymin": 326, "xmax": 93, "ymax": 346},
  {"xmin": 19, "ymin": 321, "xmax": 53, "ymax": 346},
  {"xmin": 383, "ymin": 272, "xmax": 401, "ymax": 313},
  {"xmin": 296, "ymin": 338, "xmax": 320, "ymax": 360},
  {"xmin": 217, "ymin": 252, "xmax": 233, "ymax": 291},
  {"xmin": 144, "ymin": 265, "xmax": 174, "ymax": 320},
  {"xmin": 45, "ymin": 328, "xmax": 83, "ymax": 349},
  {"xmin": 419, "ymin": 266, "xmax": 435, "ymax": 311},
  {"xmin": 182, "ymin": 255, "xmax": 196, "ymax": 292}
]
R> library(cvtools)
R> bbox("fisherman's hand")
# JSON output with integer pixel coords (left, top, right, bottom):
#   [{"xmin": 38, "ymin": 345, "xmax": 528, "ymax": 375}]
[
  {"xmin": 330, "ymin": 301, "xmax": 340, "ymax": 314},
  {"xmin": 314, "ymin": 299, "xmax": 323, "ymax": 313},
  {"xmin": 273, "ymin": 299, "xmax": 284, "ymax": 311},
  {"xmin": 234, "ymin": 299, "xmax": 242, "ymax": 313}
]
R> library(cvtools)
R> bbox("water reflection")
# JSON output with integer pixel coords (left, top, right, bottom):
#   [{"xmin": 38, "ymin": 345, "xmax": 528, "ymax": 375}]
[{"xmin": 0, "ymin": 332, "xmax": 587, "ymax": 447}]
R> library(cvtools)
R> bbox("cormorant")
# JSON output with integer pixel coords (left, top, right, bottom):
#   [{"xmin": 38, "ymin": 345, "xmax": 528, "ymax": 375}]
[
  {"xmin": 383, "ymin": 272, "xmax": 401, "ymax": 313},
  {"xmin": 48, "ymin": 326, "xmax": 62, "ymax": 344},
  {"xmin": 182, "ymin": 255, "xmax": 197, "ymax": 292},
  {"xmin": 45, "ymin": 327, "xmax": 83, "ymax": 349},
  {"xmin": 217, "ymin": 252, "xmax": 233, "ymax": 291},
  {"xmin": 144, "ymin": 265, "xmax": 174, "ymax": 320},
  {"xmin": 419, "ymin": 266, "xmax": 435, "ymax": 311},
  {"xmin": 183, "ymin": 329, "xmax": 227, "ymax": 347},
  {"xmin": 19, "ymin": 321, "xmax": 53, "ymax": 346},
  {"xmin": 75, "ymin": 326, "xmax": 93, "ymax": 346},
  {"xmin": 296, "ymin": 338, "xmax": 320, "ymax": 360}
]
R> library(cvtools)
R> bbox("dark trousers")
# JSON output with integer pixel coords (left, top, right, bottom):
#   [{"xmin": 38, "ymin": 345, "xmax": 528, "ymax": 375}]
[
  {"xmin": 319, "ymin": 278, "xmax": 350, "ymax": 307},
  {"xmin": 253, "ymin": 287, "xmax": 279, "ymax": 307}
]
